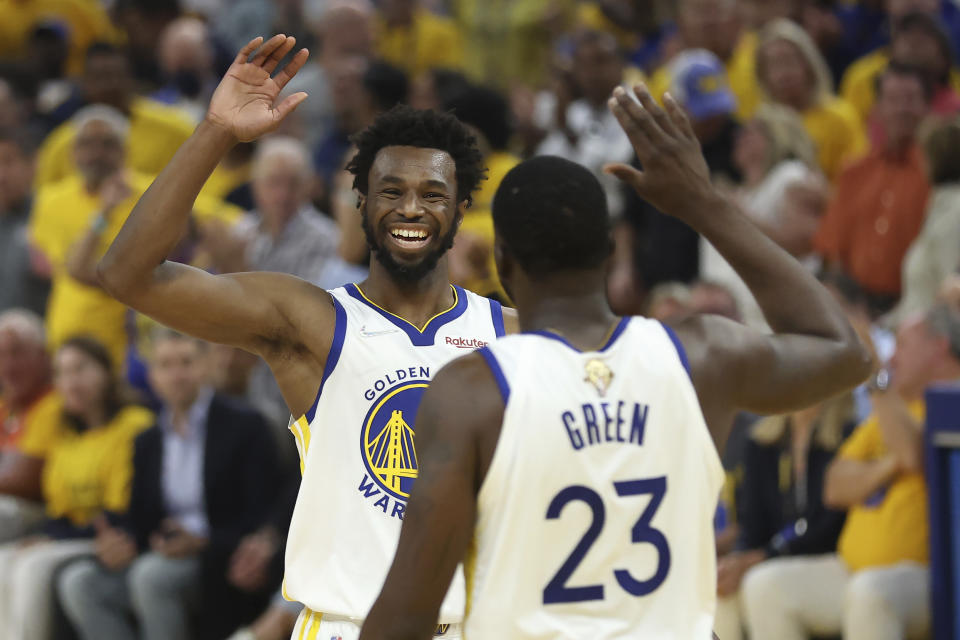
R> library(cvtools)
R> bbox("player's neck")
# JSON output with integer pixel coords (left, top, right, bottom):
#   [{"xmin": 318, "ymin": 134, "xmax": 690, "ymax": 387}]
[
  {"xmin": 359, "ymin": 259, "xmax": 457, "ymax": 329},
  {"xmin": 515, "ymin": 274, "xmax": 618, "ymax": 350}
]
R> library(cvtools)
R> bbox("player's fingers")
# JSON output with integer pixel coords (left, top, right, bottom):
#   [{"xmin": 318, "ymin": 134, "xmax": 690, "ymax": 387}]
[
  {"xmin": 613, "ymin": 86, "xmax": 668, "ymax": 148},
  {"xmin": 602, "ymin": 163, "xmax": 647, "ymax": 193},
  {"xmin": 274, "ymin": 91, "xmax": 309, "ymax": 122},
  {"xmin": 234, "ymin": 37, "xmax": 264, "ymax": 65},
  {"xmin": 663, "ymin": 92, "xmax": 697, "ymax": 142},
  {"xmin": 263, "ymin": 35, "xmax": 296, "ymax": 74},
  {"xmin": 633, "ymin": 84, "xmax": 678, "ymax": 139},
  {"xmin": 608, "ymin": 94, "xmax": 653, "ymax": 159},
  {"xmin": 251, "ymin": 34, "xmax": 287, "ymax": 67},
  {"xmin": 274, "ymin": 48, "xmax": 310, "ymax": 90}
]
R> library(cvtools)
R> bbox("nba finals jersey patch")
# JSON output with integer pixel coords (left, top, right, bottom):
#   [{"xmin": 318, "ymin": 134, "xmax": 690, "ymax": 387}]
[
  {"xmin": 357, "ymin": 367, "xmax": 432, "ymax": 520},
  {"xmin": 584, "ymin": 358, "xmax": 614, "ymax": 397}
]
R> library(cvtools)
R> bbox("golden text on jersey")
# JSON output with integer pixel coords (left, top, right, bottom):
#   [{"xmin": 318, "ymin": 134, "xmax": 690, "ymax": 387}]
[{"xmin": 284, "ymin": 284, "xmax": 506, "ymax": 623}]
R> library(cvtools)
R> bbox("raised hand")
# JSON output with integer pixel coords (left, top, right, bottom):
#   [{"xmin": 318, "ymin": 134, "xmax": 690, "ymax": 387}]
[
  {"xmin": 603, "ymin": 85, "xmax": 713, "ymax": 221},
  {"xmin": 206, "ymin": 35, "xmax": 310, "ymax": 142}
]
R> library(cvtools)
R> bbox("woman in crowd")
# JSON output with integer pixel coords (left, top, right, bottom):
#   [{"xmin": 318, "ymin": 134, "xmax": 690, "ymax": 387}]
[
  {"xmin": 0, "ymin": 336, "xmax": 153, "ymax": 640},
  {"xmin": 701, "ymin": 103, "xmax": 825, "ymax": 328},
  {"xmin": 714, "ymin": 394, "xmax": 856, "ymax": 640},
  {"xmin": 889, "ymin": 117, "xmax": 960, "ymax": 326},
  {"xmin": 756, "ymin": 18, "xmax": 866, "ymax": 180}
]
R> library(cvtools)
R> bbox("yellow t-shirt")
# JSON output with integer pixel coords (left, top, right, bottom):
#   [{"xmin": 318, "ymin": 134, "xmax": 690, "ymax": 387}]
[
  {"xmin": 649, "ymin": 31, "xmax": 760, "ymax": 122},
  {"xmin": 803, "ymin": 97, "xmax": 867, "ymax": 179},
  {"xmin": 34, "ymin": 97, "xmax": 194, "ymax": 189},
  {"xmin": 376, "ymin": 9, "xmax": 464, "ymax": 76},
  {"xmin": 0, "ymin": 0, "xmax": 121, "ymax": 76},
  {"xmin": 841, "ymin": 49, "xmax": 960, "ymax": 124},
  {"xmin": 13, "ymin": 391, "xmax": 64, "ymax": 459},
  {"xmin": 29, "ymin": 172, "xmax": 153, "ymax": 366},
  {"xmin": 42, "ymin": 405, "xmax": 153, "ymax": 526},
  {"xmin": 836, "ymin": 400, "xmax": 928, "ymax": 571},
  {"xmin": 459, "ymin": 151, "xmax": 520, "ymax": 301}
]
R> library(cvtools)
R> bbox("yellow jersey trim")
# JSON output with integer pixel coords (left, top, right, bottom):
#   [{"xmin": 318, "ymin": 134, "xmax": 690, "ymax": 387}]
[{"xmin": 353, "ymin": 283, "xmax": 459, "ymax": 333}]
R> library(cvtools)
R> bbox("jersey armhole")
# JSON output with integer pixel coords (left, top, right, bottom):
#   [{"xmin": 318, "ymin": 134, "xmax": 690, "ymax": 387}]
[
  {"xmin": 489, "ymin": 299, "xmax": 506, "ymax": 337},
  {"xmin": 660, "ymin": 322, "xmax": 692, "ymax": 380},
  {"xmin": 477, "ymin": 347, "xmax": 510, "ymax": 404},
  {"xmin": 304, "ymin": 296, "xmax": 348, "ymax": 423}
]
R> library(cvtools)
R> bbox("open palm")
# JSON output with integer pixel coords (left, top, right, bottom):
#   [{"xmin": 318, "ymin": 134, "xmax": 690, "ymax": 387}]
[{"xmin": 207, "ymin": 35, "xmax": 310, "ymax": 142}]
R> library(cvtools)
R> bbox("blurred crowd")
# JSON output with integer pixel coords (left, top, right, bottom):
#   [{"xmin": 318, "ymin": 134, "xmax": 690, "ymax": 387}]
[{"xmin": 1, "ymin": 0, "xmax": 960, "ymax": 639}]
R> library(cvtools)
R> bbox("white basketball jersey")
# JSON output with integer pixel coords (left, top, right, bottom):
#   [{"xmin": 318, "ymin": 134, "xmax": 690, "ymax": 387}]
[
  {"xmin": 465, "ymin": 317, "xmax": 723, "ymax": 639},
  {"xmin": 283, "ymin": 283, "xmax": 505, "ymax": 622}
]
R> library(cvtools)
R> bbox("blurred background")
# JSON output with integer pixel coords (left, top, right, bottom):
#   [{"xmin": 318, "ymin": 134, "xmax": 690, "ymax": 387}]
[{"xmin": 1, "ymin": 0, "xmax": 960, "ymax": 639}]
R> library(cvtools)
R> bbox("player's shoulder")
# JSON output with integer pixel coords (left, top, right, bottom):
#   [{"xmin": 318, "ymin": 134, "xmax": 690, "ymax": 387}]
[{"xmin": 424, "ymin": 350, "xmax": 507, "ymax": 424}]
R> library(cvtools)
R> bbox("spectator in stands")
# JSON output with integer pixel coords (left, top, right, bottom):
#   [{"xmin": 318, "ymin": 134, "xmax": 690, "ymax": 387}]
[
  {"xmin": 756, "ymin": 19, "xmax": 867, "ymax": 179},
  {"xmin": 842, "ymin": 5, "xmax": 960, "ymax": 127},
  {"xmin": 111, "ymin": 0, "xmax": 182, "ymax": 88},
  {"xmin": 408, "ymin": 68, "xmax": 470, "ymax": 111},
  {"xmin": 815, "ymin": 63, "xmax": 931, "ymax": 314},
  {"xmin": 204, "ymin": 137, "xmax": 365, "ymax": 437},
  {"xmin": 57, "ymin": 329, "xmax": 279, "ymax": 640},
  {"xmin": 0, "ymin": 0, "xmax": 119, "ymax": 77},
  {"xmin": 313, "ymin": 59, "xmax": 408, "ymax": 208},
  {"xmin": 689, "ymin": 280, "xmax": 742, "ymax": 321},
  {"xmin": 0, "ymin": 310, "xmax": 59, "ymax": 542},
  {"xmin": 619, "ymin": 50, "xmax": 741, "ymax": 296},
  {"xmin": 537, "ymin": 30, "xmax": 633, "ymax": 216},
  {"xmin": 279, "ymin": 0, "xmax": 376, "ymax": 148},
  {"xmin": 444, "ymin": 85, "xmax": 519, "ymax": 301},
  {"xmin": 0, "ymin": 131, "xmax": 47, "ymax": 315},
  {"xmin": 649, "ymin": 0, "xmax": 760, "ymax": 120},
  {"xmin": 376, "ymin": 0, "xmax": 463, "ymax": 76},
  {"xmin": 0, "ymin": 336, "xmax": 153, "ymax": 640},
  {"xmin": 451, "ymin": 0, "xmax": 574, "ymax": 89},
  {"xmin": 35, "ymin": 42, "xmax": 194, "ymax": 188},
  {"xmin": 714, "ymin": 393, "xmax": 854, "ymax": 640},
  {"xmin": 742, "ymin": 302, "xmax": 960, "ymax": 640},
  {"xmin": 701, "ymin": 103, "xmax": 825, "ymax": 327},
  {"xmin": 152, "ymin": 17, "xmax": 218, "ymax": 123},
  {"xmin": 890, "ymin": 117, "xmax": 960, "ymax": 325},
  {"xmin": 29, "ymin": 105, "xmax": 151, "ymax": 367}
]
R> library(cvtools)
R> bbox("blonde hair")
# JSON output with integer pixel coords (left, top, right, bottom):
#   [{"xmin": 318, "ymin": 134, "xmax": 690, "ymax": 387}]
[
  {"xmin": 757, "ymin": 18, "xmax": 834, "ymax": 107},
  {"xmin": 751, "ymin": 102, "xmax": 819, "ymax": 170}
]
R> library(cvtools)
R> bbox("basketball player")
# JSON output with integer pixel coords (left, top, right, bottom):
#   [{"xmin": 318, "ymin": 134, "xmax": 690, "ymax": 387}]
[
  {"xmin": 98, "ymin": 35, "xmax": 515, "ymax": 639},
  {"xmin": 359, "ymin": 86, "xmax": 873, "ymax": 639}
]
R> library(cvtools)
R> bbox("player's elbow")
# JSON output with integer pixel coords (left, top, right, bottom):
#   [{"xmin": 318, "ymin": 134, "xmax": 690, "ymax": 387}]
[
  {"xmin": 97, "ymin": 253, "xmax": 142, "ymax": 302},
  {"xmin": 833, "ymin": 333, "xmax": 874, "ymax": 390}
]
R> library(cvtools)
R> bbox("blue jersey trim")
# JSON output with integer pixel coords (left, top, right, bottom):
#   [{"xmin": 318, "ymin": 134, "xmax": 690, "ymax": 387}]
[
  {"xmin": 344, "ymin": 283, "xmax": 469, "ymax": 347},
  {"xmin": 305, "ymin": 296, "xmax": 347, "ymax": 423},
  {"xmin": 660, "ymin": 322, "xmax": 692, "ymax": 379},
  {"xmin": 528, "ymin": 317, "xmax": 631, "ymax": 353},
  {"xmin": 478, "ymin": 347, "xmax": 510, "ymax": 404},
  {"xmin": 489, "ymin": 299, "xmax": 506, "ymax": 337}
]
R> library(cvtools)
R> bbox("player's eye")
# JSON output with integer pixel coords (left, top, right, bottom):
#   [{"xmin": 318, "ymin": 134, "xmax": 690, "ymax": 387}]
[{"xmin": 380, "ymin": 189, "xmax": 401, "ymax": 198}]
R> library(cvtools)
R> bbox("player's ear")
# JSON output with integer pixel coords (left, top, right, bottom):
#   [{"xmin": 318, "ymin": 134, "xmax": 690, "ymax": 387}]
[{"xmin": 355, "ymin": 190, "xmax": 365, "ymax": 211}]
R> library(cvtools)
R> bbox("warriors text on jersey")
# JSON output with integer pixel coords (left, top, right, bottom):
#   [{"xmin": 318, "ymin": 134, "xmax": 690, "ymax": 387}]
[
  {"xmin": 466, "ymin": 317, "xmax": 723, "ymax": 639},
  {"xmin": 283, "ymin": 283, "xmax": 505, "ymax": 623}
]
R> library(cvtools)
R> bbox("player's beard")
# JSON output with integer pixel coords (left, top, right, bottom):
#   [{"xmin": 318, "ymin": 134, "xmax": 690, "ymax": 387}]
[{"xmin": 361, "ymin": 203, "xmax": 458, "ymax": 284}]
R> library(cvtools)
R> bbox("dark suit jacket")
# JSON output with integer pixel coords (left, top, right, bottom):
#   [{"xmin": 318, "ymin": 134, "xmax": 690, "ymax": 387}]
[{"xmin": 123, "ymin": 393, "xmax": 280, "ymax": 639}]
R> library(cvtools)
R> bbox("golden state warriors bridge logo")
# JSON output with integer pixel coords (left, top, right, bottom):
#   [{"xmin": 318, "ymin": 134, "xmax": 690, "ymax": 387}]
[{"xmin": 358, "ymin": 378, "xmax": 429, "ymax": 519}]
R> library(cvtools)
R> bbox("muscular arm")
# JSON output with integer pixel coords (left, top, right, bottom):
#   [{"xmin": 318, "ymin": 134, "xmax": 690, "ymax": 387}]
[
  {"xmin": 606, "ymin": 86, "xmax": 872, "ymax": 447},
  {"xmin": 360, "ymin": 354, "xmax": 505, "ymax": 640},
  {"xmin": 824, "ymin": 455, "xmax": 899, "ymax": 509},
  {"xmin": 97, "ymin": 37, "xmax": 327, "ymax": 415}
]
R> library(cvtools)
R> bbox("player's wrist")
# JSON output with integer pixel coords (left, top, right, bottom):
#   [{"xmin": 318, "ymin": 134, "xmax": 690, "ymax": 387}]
[{"xmin": 199, "ymin": 117, "xmax": 240, "ymax": 148}]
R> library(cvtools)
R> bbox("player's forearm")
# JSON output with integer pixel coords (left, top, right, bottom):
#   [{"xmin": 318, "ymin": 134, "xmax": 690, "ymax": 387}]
[
  {"xmin": 686, "ymin": 192, "xmax": 871, "ymax": 381},
  {"xmin": 360, "ymin": 605, "xmax": 436, "ymax": 640},
  {"xmin": 823, "ymin": 456, "xmax": 897, "ymax": 508},
  {"xmin": 98, "ymin": 120, "xmax": 236, "ymax": 299}
]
